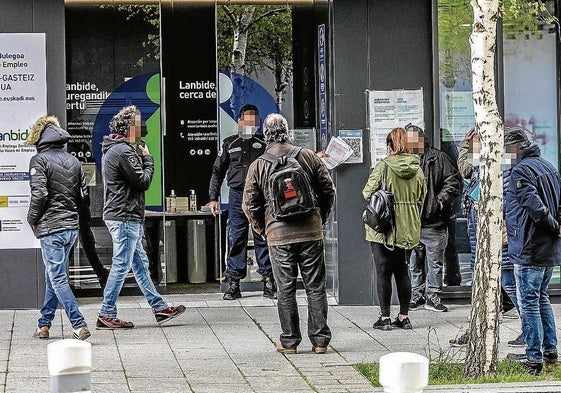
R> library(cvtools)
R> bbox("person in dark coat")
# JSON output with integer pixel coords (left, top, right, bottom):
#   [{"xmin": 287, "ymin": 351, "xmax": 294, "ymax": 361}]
[
  {"xmin": 208, "ymin": 104, "xmax": 275, "ymax": 300},
  {"xmin": 26, "ymin": 115, "xmax": 91, "ymax": 341},
  {"xmin": 504, "ymin": 127, "xmax": 561, "ymax": 375},
  {"xmin": 406, "ymin": 124, "xmax": 461, "ymax": 313}
]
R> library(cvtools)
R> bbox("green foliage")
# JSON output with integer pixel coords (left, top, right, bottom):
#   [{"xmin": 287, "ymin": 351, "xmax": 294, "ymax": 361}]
[
  {"xmin": 438, "ymin": 0, "xmax": 558, "ymax": 86},
  {"xmin": 216, "ymin": 5, "xmax": 292, "ymax": 78},
  {"xmin": 356, "ymin": 360, "xmax": 561, "ymax": 386}
]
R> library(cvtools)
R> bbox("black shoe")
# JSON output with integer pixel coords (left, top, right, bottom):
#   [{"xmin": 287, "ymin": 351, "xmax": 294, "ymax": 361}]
[
  {"xmin": 223, "ymin": 279, "xmax": 242, "ymax": 300},
  {"xmin": 507, "ymin": 333, "xmax": 526, "ymax": 348},
  {"xmin": 425, "ymin": 296, "xmax": 448, "ymax": 312},
  {"xmin": 449, "ymin": 331, "xmax": 470, "ymax": 347},
  {"xmin": 409, "ymin": 296, "xmax": 425, "ymax": 311},
  {"xmin": 263, "ymin": 276, "xmax": 277, "ymax": 299},
  {"xmin": 544, "ymin": 351, "xmax": 558, "ymax": 364},
  {"xmin": 391, "ymin": 316, "xmax": 412, "ymax": 330},
  {"xmin": 373, "ymin": 316, "xmax": 392, "ymax": 331},
  {"xmin": 506, "ymin": 353, "xmax": 543, "ymax": 375}
]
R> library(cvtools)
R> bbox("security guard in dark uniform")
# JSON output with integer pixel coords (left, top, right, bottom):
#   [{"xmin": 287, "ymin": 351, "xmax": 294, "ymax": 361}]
[{"xmin": 207, "ymin": 104, "xmax": 276, "ymax": 300}]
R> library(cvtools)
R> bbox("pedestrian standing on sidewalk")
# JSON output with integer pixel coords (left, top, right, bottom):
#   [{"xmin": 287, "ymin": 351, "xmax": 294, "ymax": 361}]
[
  {"xmin": 363, "ymin": 127, "xmax": 426, "ymax": 331},
  {"xmin": 97, "ymin": 105, "xmax": 185, "ymax": 330},
  {"xmin": 503, "ymin": 127, "xmax": 560, "ymax": 375},
  {"xmin": 243, "ymin": 113, "xmax": 335, "ymax": 354},
  {"xmin": 207, "ymin": 104, "xmax": 276, "ymax": 300},
  {"xmin": 406, "ymin": 124, "xmax": 461, "ymax": 313},
  {"xmin": 26, "ymin": 115, "xmax": 91, "ymax": 341}
]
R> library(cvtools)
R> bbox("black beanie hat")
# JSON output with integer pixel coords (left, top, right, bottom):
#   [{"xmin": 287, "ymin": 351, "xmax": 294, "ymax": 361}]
[{"xmin": 504, "ymin": 127, "xmax": 531, "ymax": 148}]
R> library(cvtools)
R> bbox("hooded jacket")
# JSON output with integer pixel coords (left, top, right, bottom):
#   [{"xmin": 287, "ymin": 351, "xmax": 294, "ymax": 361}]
[
  {"xmin": 242, "ymin": 142, "xmax": 335, "ymax": 246},
  {"xmin": 27, "ymin": 121, "xmax": 86, "ymax": 238},
  {"xmin": 101, "ymin": 135, "xmax": 154, "ymax": 222},
  {"xmin": 419, "ymin": 147, "xmax": 461, "ymax": 228},
  {"xmin": 505, "ymin": 145, "xmax": 561, "ymax": 267},
  {"xmin": 362, "ymin": 154, "xmax": 427, "ymax": 249}
]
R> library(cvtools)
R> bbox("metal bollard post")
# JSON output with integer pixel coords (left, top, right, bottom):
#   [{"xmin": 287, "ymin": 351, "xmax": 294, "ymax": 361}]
[
  {"xmin": 379, "ymin": 352, "xmax": 429, "ymax": 393},
  {"xmin": 47, "ymin": 339, "xmax": 92, "ymax": 393}
]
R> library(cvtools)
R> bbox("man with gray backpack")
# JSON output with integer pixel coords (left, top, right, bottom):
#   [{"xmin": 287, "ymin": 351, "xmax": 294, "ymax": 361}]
[{"xmin": 243, "ymin": 113, "xmax": 335, "ymax": 354}]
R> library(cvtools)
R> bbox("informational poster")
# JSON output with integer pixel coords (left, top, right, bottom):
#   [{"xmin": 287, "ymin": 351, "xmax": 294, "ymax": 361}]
[
  {"xmin": 367, "ymin": 89, "xmax": 424, "ymax": 166},
  {"xmin": 0, "ymin": 33, "xmax": 46, "ymax": 249},
  {"xmin": 440, "ymin": 91, "xmax": 475, "ymax": 142},
  {"xmin": 290, "ymin": 128, "xmax": 316, "ymax": 151},
  {"xmin": 339, "ymin": 129, "xmax": 363, "ymax": 164}
]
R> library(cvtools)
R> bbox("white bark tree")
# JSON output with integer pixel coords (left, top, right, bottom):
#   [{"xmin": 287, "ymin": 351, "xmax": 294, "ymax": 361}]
[{"xmin": 464, "ymin": 0, "xmax": 504, "ymax": 377}]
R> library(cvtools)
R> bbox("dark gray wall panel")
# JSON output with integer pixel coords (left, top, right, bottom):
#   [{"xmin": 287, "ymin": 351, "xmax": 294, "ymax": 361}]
[
  {"xmin": 332, "ymin": 0, "xmax": 372, "ymax": 305},
  {"xmin": 334, "ymin": 0, "xmax": 434, "ymax": 305},
  {"xmin": 0, "ymin": 250, "xmax": 44, "ymax": 309}
]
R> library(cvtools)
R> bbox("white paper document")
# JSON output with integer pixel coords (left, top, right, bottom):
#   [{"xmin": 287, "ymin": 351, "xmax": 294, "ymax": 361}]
[{"xmin": 321, "ymin": 136, "xmax": 353, "ymax": 170}]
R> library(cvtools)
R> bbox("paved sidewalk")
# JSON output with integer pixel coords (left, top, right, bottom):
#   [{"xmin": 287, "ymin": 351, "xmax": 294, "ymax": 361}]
[{"xmin": 1, "ymin": 292, "xmax": 560, "ymax": 392}]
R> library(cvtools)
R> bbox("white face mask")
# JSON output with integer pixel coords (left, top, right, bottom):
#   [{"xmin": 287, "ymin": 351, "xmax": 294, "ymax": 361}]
[{"xmin": 239, "ymin": 125, "xmax": 257, "ymax": 139}]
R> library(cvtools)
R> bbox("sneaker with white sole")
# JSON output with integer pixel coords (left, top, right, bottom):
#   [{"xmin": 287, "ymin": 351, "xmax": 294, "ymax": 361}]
[
  {"xmin": 73, "ymin": 326, "xmax": 91, "ymax": 341},
  {"xmin": 154, "ymin": 305, "xmax": 186, "ymax": 325},
  {"xmin": 425, "ymin": 296, "xmax": 448, "ymax": 312}
]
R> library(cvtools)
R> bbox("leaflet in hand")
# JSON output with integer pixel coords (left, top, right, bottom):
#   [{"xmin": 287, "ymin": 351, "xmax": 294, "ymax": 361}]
[{"xmin": 321, "ymin": 136, "xmax": 354, "ymax": 170}]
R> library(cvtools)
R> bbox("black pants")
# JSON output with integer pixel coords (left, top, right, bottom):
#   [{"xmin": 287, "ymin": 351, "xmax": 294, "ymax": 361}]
[
  {"xmin": 269, "ymin": 239, "xmax": 331, "ymax": 350},
  {"xmin": 371, "ymin": 242, "xmax": 411, "ymax": 317},
  {"xmin": 78, "ymin": 204, "xmax": 106, "ymax": 278}
]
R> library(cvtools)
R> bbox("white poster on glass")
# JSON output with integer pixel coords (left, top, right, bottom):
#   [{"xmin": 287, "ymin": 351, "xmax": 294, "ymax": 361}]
[
  {"xmin": 504, "ymin": 33, "xmax": 558, "ymax": 168},
  {"xmin": 0, "ymin": 33, "xmax": 46, "ymax": 249},
  {"xmin": 367, "ymin": 89, "xmax": 424, "ymax": 166}
]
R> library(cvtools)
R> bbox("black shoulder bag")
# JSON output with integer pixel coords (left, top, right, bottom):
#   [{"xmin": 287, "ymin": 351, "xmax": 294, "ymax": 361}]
[{"xmin": 362, "ymin": 163, "xmax": 396, "ymax": 249}]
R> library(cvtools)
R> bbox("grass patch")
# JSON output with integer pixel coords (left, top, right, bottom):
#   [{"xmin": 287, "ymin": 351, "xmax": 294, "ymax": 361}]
[{"xmin": 355, "ymin": 360, "xmax": 561, "ymax": 387}]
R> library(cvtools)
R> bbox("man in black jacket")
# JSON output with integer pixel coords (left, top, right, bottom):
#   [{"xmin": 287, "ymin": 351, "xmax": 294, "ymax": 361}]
[
  {"xmin": 97, "ymin": 105, "xmax": 185, "ymax": 330},
  {"xmin": 406, "ymin": 124, "xmax": 461, "ymax": 312},
  {"xmin": 208, "ymin": 104, "xmax": 275, "ymax": 300},
  {"xmin": 26, "ymin": 115, "xmax": 91, "ymax": 341}
]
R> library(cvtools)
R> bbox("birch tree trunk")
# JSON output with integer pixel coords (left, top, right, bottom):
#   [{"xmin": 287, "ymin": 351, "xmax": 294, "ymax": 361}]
[
  {"xmin": 464, "ymin": 0, "xmax": 504, "ymax": 378},
  {"xmin": 231, "ymin": 6, "xmax": 256, "ymax": 75}
]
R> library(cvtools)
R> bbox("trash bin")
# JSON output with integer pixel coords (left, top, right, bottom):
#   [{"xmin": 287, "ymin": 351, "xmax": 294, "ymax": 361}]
[{"xmin": 187, "ymin": 219, "xmax": 207, "ymax": 283}]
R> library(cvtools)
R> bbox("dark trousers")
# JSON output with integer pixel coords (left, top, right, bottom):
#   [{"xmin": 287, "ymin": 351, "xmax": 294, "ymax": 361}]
[
  {"xmin": 226, "ymin": 188, "xmax": 271, "ymax": 281},
  {"xmin": 269, "ymin": 240, "xmax": 331, "ymax": 349},
  {"xmin": 371, "ymin": 242, "xmax": 411, "ymax": 317},
  {"xmin": 78, "ymin": 204, "xmax": 106, "ymax": 278}
]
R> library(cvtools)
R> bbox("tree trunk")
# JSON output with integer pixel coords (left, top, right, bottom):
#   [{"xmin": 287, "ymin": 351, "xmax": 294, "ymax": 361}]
[
  {"xmin": 231, "ymin": 6, "xmax": 256, "ymax": 75},
  {"xmin": 464, "ymin": 0, "xmax": 504, "ymax": 378}
]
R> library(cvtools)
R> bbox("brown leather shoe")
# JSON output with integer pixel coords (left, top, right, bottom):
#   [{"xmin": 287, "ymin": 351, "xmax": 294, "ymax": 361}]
[
  {"xmin": 96, "ymin": 316, "xmax": 134, "ymax": 330},
  {"xmin": 312, "ymin": 346, "xmax": 327, "ymax": 354},
  {"xmin": 34, "ymin": 326, "xmax": 49, "ymax": 339},
  {"xmin": 276, "ymin": 343, "xmax": 297, "ymax": 354}
]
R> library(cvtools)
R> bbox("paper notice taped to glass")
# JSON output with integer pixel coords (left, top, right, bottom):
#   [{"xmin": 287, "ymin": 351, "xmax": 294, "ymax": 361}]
[{"xmin": 321, "ymin": 136, "xmax": 354, "ymax": 170}]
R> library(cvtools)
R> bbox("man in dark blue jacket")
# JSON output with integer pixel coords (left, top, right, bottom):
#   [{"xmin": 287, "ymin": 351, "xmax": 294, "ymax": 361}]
[
  {"xmin": 504, "ymin": 128, "xmax": 561, "ymax": 375},
  {"xmin": 208, "ymin": 104, "xmax": 275, "ymax": 300}
]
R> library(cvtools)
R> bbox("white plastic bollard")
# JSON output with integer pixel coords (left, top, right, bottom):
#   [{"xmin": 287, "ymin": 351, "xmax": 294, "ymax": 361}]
[
  {"xmin": 47, "ymin": 339, "xmax": 92, "ymax": 393},
  {"xmin": 379, "ymin": 352, "xmax": 429, "ymax": 393}
]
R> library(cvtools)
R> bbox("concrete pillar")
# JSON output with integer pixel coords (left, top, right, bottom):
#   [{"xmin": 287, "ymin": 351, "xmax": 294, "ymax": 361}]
[
  {"xmin": 48, "ymin": 339, "xmax": 92, "ymax": 393},
  {"xmin": 379, "ymin": 352, "xmax": 429, "ymax": 393}
]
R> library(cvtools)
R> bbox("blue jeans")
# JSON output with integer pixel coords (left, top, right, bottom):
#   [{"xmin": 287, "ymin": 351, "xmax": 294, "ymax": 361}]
[
  {"xmin": 410, "ymin": 227, "xmax": 447, "ymax": 299},
  {"xmin": 38, "ymin": 229, "xmax": 86, "ymax": 330},
  {"xmin": 502, "ymin": 267, "xmax": 518, "ymax": 311},
  {"xmin": 100, "ymin": 220, "xmax": 167, "ymax": 318},
  {"xmin": 515, "ymin": 265, "xmax": 558, "ymax": 363},
  {"xmin": 226, "ymin": 188, "xmax": 271, "ymax": 281}
]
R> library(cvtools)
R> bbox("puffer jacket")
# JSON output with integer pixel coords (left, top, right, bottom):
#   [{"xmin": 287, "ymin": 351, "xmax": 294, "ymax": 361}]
[
  {"xmin": 419, "ymin": 147, "xmax": 461, "ymax": 228},
  {"xmin": 102, "ymin": 135, "xmax": 154, "ymax": 222},
  {"xmin": 362, "ymin": 154, "xmax": 427, "ymax": 249},
  {"xmin": 505, "ymin": 145, "xmax": 561, "ymax": 267},
  {"xmin": 242, "ymin": 142, "xmax": 335, "ymax": 246},
  {"xmin": 27, "ymin": 125, "xmax": 86, "ymax": 238}
]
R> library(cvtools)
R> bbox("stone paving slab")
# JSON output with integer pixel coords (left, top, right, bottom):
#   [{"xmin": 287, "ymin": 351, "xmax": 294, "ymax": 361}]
[{"xmin": 1, "ymin": 292, "xmax": 561, "ymax": 392}]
